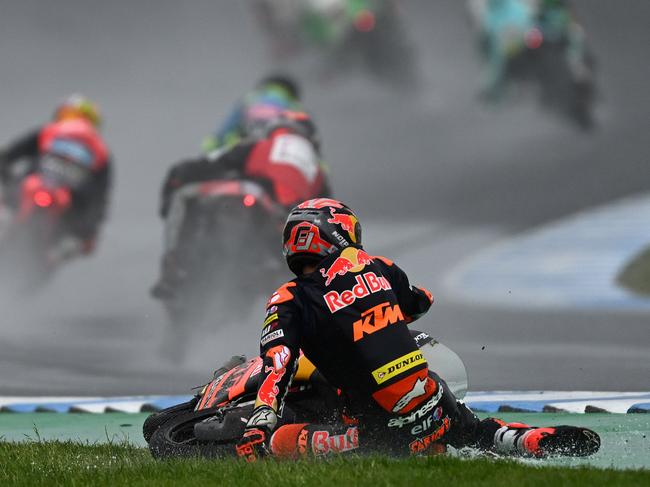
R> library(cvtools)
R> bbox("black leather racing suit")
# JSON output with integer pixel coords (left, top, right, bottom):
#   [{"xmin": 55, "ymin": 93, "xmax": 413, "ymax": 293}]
[{"xmin": 243, "ymin": 247, "xmax": 499, "ymax": 457}]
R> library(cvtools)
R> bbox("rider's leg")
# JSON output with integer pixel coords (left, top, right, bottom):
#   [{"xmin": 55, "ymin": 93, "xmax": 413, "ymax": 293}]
[
  {"xmin": 151, "ymin": 186, "xmax": 198, "ymax": 299},
  {"xmin": 269, "ymin": 422, "xmax": 361, "ymax": 458},
  {"xmin": 48, "ymin": 200, "xmax": 98, "ymax": 266},
  {"xmin": 449, "ymin": 406, "xmax": 600, "ymax": 458},
  {"xmin": 490, "ymin": 420, "xmax": 600, "ymax": 457}
]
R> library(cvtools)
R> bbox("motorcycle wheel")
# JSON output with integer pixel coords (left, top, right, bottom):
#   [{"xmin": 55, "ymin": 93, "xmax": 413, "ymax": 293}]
[
  {"xmin": 148, "ymin": 407, "xmax": 234, "ymax": 459},
  {"xmin": 142, "ymin": 397, "xmax": 198, "ymax": 443}
]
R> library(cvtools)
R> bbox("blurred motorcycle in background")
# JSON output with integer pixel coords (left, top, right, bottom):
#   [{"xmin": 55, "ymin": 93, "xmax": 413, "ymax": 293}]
[
  {"xmin": 468, "ymin": 0, "xmax": 596, "ymax": 129},
  {"xmin": 253, "ymin": 0, "xmax": 419, "ymax": 89},
  {"xmin": 154, "ymin": 107, "xmax": 330, "ymax": 359},
  {"xmin": 0, "ymin": 151, "xmax": 93, "ymax": 292},
  {"xmin": 157, "ymin": 173, "xmax": 287, "ymax": 338}
]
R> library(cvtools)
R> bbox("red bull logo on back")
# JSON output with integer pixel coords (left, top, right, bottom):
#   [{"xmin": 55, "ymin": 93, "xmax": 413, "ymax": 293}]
[
  {"xmin": 320, "ymin": 247, "xmax": 374, "ymax": 286},
  {"xmin": 320, "ymin": 256, "xmax": 355, "ymax": 286}
]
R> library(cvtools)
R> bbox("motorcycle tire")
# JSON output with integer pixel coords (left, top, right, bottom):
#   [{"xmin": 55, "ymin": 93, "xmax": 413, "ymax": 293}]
[
  {"xmin": 148, "ymin": 407, "xmax": 235, "ymax": 459},
  {"xmin": 142, "ymin": 397, "xmax": 198, "ymax": 443}
]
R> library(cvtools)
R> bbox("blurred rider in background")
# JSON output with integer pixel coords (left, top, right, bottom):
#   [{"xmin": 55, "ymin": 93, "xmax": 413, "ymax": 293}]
[
  {"xmin": 535, "ymin": 0, "xmax": 592, "ymax": 83},
  {"xmin": 152, "ymin": 109, "xmax": 332, "ymax": 300},
  {"xmin": 468, "ymin": 0, "xmax": 536, "ymax": 101},
  {"xmin": 0, "ymin": 94, "xmax": 112, "ymax": 265},
  {"xmin": 201, "ymin": 75, "xmax": 304, "ymax": 154},
  {"xmin": 468, "ymin": 0, "xmax": 590, "ymax": 101}
]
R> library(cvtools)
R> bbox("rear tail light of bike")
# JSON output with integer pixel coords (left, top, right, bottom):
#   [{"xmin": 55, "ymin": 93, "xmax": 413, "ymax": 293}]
[
  {"xmin": 243, "ymin": 194, "xmax": 257, "ymax": 207},
  {"xmin": 33, "ymin": 190, "xmax": 53, "ymax": 208}
]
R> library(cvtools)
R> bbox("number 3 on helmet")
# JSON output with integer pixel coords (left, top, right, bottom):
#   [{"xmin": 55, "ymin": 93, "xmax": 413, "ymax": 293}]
[{"xmin": 282, "ymin": 199, "xmax": 362, "ymax": 275}]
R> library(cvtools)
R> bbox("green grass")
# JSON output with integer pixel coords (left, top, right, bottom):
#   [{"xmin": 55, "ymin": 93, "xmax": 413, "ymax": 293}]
[
  {"xmin": 1, "ymin": 441, "xmax": 649, "ymax": 487},
  {"xmin": 617, "ymin": 245, "xmax": 650, "ymax": 295}
]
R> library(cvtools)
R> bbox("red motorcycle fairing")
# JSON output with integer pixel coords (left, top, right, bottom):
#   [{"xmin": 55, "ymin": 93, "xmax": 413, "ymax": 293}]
[
  {"xmin": 196, "ymin": 357, "xmax": 264, "ymax": 411},
  {"xmin": 195, "ymin": 354, "xmax": 316, "ymax": 412}
]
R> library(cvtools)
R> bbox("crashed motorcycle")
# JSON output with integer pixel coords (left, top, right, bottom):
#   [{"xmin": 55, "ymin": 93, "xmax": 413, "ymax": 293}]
[
  {"xmin": 158, "ymin": 176, "xmax": 288, "ymax": 328},
  {"xmin": 0, "ymin": 152, "xmax": 90, "ymax": 291},
  {"xmin": 144, "ymin": 331, "xmax": 469, "ymax": 459},
  {"xmin": 254, "ymin": 0, "xmax": 418, "ymax": 88},
  {"xmin": 145, "ymin": 329, "xmax": 600, "ymax": 460}
]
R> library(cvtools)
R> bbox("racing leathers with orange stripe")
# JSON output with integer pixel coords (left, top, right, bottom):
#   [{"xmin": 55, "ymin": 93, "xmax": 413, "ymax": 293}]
[
  {"xmin": 237, "ymin": 247, "xmax": 460, "ymax": 460},
  {"xmin": 235, "ymin": 246, "xmax": 601, "ymax": 460},
  {"xmin": 235, "ymin": 247, "xmax": 576, "ymax": 460}
]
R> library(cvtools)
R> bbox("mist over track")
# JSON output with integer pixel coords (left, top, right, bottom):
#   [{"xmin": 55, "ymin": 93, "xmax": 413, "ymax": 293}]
[{"xmin": 0, "ymin": 0, "xmax": 648, "ymax": 395}]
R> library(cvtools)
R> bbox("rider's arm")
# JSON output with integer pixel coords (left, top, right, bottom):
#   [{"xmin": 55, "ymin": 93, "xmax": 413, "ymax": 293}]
[
  {"xmin": 159, "ymin": 143, "xmax": 255, "ymax": 218},
  {"xmin": 236, "ymin": 282, "xmax": 302, "ymax": 461},
  {"xmin": 214, "ymin": 100, "xmax": 246, "ymax": 147},
  {"xmin": 69, "ymin": 157, "xmax": 112, "ymax": 240},
  {"xmin": 0, "ymin": 129, "xmax": 40, "ymax": 181},
  {"xmin": 247, "ymin": 282, "xmax": 302, "ymax": 432},
  {"xmin": 88, "ymin": 158, "xmax": 112, "ymax": 227},
  {"xmin": 376, "ymin": 257, "xmax": 433, "ymax": 322},
  {"xmin": 159, "ymin": 156, "xmax": 215, "ymax": 218}
]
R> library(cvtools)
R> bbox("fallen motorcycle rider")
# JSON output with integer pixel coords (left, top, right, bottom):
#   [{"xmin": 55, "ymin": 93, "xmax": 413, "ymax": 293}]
[{"xmin": 146, "ymin": 198, "xmax": 600, "ymax": 460}]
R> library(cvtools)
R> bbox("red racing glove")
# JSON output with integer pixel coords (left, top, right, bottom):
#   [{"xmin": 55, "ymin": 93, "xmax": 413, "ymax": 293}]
[{"xmin": 235, "ymin": 427, "xmax": 269, "ymax": 462}]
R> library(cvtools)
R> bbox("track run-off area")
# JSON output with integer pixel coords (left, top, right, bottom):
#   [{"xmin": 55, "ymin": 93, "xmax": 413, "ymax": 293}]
[
  {"xmin": 1, "ymin": 412, "xmax": 648, "ymax": 471},
  {"xmin": 444, "ymin": 194, "xmax": 650, "ymax": 311}
]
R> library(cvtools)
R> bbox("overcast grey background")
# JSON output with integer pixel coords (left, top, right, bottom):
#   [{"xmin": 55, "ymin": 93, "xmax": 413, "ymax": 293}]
[{"xmin": 0, "ymin": 0, "xmax": 648, "ymax": 395}]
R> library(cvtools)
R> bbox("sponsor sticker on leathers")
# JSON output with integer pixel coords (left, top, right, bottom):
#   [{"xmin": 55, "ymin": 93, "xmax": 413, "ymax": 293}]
[
  {"xmin": 261, "ymin": 329, "xmax": 285, "ymax": 346},
  {"xmin": 372, "ymin": 351, "xmax": 427, "ymax": 384},
  {"xmin": 263, "ymin": 313, "xmax": 279, "ymax": 328}
]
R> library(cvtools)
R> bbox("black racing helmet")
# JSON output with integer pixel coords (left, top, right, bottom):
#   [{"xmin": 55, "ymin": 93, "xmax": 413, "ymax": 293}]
[{"xmin": 283, "ymin": 199, "xmax": 362, "ymax": 275}]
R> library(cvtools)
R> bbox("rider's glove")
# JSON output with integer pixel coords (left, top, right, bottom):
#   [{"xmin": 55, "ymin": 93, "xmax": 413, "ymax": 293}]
[
  {"xmin": 235, "ymin": 406, "xmax": 277, "ymax": 462},
  {"xmin": 235, "ymin": 426, "xmax": 270, "ymax": 462}
]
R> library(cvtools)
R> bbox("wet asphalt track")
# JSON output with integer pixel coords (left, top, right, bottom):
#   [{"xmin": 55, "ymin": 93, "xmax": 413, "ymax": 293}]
[{"xmin": 0, "ymin": 0, "xmax": 648, "ymax": 395}]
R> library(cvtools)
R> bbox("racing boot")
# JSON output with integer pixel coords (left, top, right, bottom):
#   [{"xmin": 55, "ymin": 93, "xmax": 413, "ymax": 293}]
[{"xmin": 493, "ymin": 421, "xmax": 600, "ymax": 458}]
